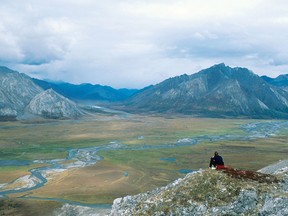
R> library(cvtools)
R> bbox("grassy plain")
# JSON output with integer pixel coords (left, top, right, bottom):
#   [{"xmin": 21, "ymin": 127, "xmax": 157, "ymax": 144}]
[
  {"xmin": 0, "ymin": 198, "xmax": 61, "ymax": 216},
  {"xmin": 0, "ymin": 114, "xmax": 287, "ymax": 206},
  {"xmin": 0, "ymin": 115, "xmax": 247, "ymax": 163}
]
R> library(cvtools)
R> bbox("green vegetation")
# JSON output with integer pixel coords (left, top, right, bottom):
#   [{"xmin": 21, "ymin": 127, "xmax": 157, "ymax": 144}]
[
  {"xmin": 130, "ymin": 169, "xmax": 281, "ymax": 215},
  {"xmin": 0, "ymin": 198, "xmax": 61, "ymax": 216},
  {"xmin": 0, "ymin": 116, "xmax": 249, "ymax": 161},
  {"xmin": 99, "ymin": 135, "xmax": 288, "ymax": 174},
  {"xmin": 0, "ymin": 115, "xmax": 287, "ymax": 205}
]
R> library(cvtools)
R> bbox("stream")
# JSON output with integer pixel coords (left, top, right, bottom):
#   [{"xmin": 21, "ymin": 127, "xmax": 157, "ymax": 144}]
[{"xmin": 0, "ymin": 120, "xmax": 288, "ymax": 208}]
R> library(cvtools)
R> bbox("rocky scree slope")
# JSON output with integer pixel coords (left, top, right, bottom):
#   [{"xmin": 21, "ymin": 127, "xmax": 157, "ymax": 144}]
[
  {"xmin": 110, "ymin": 162, "xmax": 288, "ymax": 215},
  {"xmin": 26, "ymin": 89, "xmax": 82, "ymax": 119},
  {"xmin": 0, "ymin": 66, "xmax": 43, "ymax": 119},
  {"xmin": 0, "ymin": 66, "xmax": 82, "ymax": 119},
  {"xmin": 126, "ymin": 64, "xmax": 288, "ymax": 118}
]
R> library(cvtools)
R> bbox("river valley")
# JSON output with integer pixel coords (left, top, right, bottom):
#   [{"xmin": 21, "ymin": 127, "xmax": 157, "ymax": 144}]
[{"xmin": 0, "ymin": 114, "xmax": 288, "ymax": 215}]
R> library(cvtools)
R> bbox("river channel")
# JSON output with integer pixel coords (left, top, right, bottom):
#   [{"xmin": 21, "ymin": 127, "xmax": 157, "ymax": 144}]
[{"xmin": 0, "ymin": 120, "xmax": 288, "ymax": 208}]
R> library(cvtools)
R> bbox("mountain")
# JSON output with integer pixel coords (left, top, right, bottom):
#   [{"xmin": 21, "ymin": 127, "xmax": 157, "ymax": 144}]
[
  {"xmin": 32, "ymin": 78, "xmax": 138, "ymax": 102},
  {"xmin": 125, "ymin": 63, "xmax": 288, "ymax": 118},
  {"xmin": 110, "ymin": 161, "xmax": 288, "ymax": 215},
  {"xmin": 0, "ymin": 66, "xmax": 82, "ymax": 120},
  {"xmin": 262, "ymin": 74, "xmax": 288, "ymax": 87},
  {"xmin": 0, "ymin": 66, "xmax": 43, "ymax": 120},
  {"xmin": 26, "ymin": 89, "xmax": 82, "ymax": 119},
  {"xmin": 262, "ymin": 74, "xmax": 288, "ymax": 93},
  {"xmin": 261, "ymin": 75, "xmax": 274, "ymax": 84}
]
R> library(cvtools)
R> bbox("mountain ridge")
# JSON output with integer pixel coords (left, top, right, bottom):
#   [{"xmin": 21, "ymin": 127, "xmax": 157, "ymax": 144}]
[
  {"xmin": 2, "ymin": 64, "xmax": 288, "ymax": 119},
  {"xmin": 125, "ymin": 63, "xmax": 288, "ymax": 119},
  {"xmin": 262, "ymin": 74, "xmax": 288, "ymax": 93},
  {"xmin": 0, "ymin": 67, "xmax": 82, "ymax": 120},
  {"xmin": 0, "ymin": 67, "xmax": 43, "ymax": 120},
  {"xmin": 32, "ymin": 78, "xmax": 138, "ymax": 102}
]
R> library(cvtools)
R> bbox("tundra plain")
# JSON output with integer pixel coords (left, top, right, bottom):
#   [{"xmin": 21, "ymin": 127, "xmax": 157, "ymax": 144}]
[{"xmin": 0, "ymin": 113, "xmax": 288, "ymax": 215}]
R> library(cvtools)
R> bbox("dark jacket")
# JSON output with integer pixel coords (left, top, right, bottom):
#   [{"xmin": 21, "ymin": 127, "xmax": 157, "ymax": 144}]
[{"xmin": 209, "ymin": 155, "xmax": 224, "ymax": 168}]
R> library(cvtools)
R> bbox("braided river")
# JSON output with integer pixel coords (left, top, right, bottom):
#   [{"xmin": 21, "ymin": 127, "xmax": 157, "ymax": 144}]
[{"xmin": 0, "ymin": 120, "xmax": 288, "ymax": 209}]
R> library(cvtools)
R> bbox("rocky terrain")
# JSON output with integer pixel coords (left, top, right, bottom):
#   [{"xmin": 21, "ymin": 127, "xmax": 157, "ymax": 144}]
[
  {"xmin": 110, "ymin": 160, "xmax": 288, "ymax": 216},
  {"xmin": 26, "ymin": 89, "xmax": 82, "ymax": 119},
  {"xmin": 0, "ymin": 66, "xmax": 82, "ymax": 119},
  {"xmin": 126, "ymin": 63, "xmax": 288, "ymax": 118},
  {"xmin": 0, "ymin": 66, "xmax": 43, "ymax": 120},
  {"xmin": 2, "ymin": 64, "xmax": 288, "ymax": 119}
]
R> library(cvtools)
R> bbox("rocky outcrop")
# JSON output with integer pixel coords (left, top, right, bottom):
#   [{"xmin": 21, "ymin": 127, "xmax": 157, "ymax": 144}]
[
  {"xmin": 26, "ymin": 89, "xmax": 82, "ymax": 119},
  {"xmin": 110, "ymin": 161, "xmax": 288, "ymax": 215},
  {"xmin": 0, "ymin": 66, "xmax": 43, "ymax": 119}
]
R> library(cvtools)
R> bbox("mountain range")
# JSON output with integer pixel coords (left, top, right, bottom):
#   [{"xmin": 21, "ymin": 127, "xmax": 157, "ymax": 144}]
[
  {"xmin": 1, "ymin": 64, "xmax": 288, "ymax": 120},
  {"xmin": 261, "ymin": 74, "xmax": 288, "ymax": 90},
  {"xmin": 124, "ymin": 63, "xmax": 288, "ymax": 119},
  {"xmin": 0, "ymin": 66, "xmax": 82, "ymax": 120},
  {"xmin": 32, "ymin": 78, "xmax": 138, "ymax": 102}
]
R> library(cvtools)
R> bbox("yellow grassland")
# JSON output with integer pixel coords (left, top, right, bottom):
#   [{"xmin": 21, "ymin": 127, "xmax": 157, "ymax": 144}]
[{"xmin": 0, "ymin": 115, "xmax": 287, "ymax": 205}]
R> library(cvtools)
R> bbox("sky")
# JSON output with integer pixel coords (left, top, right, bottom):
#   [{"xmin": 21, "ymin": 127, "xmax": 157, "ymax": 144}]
[{"xmin": 0, "ymin": 0, "xmax": 288, "ymax": 88}]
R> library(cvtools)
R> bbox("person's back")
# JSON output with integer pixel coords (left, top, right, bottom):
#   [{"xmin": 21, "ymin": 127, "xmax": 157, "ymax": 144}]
[
  {"xmin": 214, "ymin": 155, "xmax": 224, "ymax": 166},
  {"xmin": 209, "ymin": 151, "xmax": 225, "ymax": 169}
]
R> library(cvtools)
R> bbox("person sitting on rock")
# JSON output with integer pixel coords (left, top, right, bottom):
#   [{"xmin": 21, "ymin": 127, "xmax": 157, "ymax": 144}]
[{"xmin": 209, "ymin": 151, "xmax": 225, "ymax": 169}]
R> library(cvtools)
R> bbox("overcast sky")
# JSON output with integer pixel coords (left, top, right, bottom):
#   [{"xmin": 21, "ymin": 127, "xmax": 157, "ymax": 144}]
[{"xmin": 0, "ymin": 0, "xmax": 287, "ymax": 88}]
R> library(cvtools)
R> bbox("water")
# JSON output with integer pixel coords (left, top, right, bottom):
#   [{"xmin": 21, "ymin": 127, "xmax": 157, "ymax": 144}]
[
  {"xmin": 178, "ymin": 169, "xmax": 194, "ymax": 174},
  {"xmin": 0, "ymin": 120, "xmax": 288, "ymax": 207},
  {"xmin": 160, "ymin": 157, "xmax": 176, "ymax": 162},
  {"xmin": 0, "ymin": 160, "xmax": 30, "ymax": 166}
]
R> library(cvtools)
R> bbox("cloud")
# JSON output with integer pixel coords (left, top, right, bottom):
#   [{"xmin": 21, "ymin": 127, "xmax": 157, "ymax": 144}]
[
  {"xmin": 0, "ymin": 3, "xmax": 76, "ymax": 65},
  {"xmin": 0, "ymin": 0, "xmax": 288, "ymax": 87}
]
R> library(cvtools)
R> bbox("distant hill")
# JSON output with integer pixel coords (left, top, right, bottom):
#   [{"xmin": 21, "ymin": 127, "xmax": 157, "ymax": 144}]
[
  {"xmin": 262, "ymin": 74, "xmax": 288, "ymax": 89},
  {"xmin": 0, "ymin": 67, "xmax": 82, "ymax": 120},
  {"xmin": 125, "ymin": 63, "xmax": 288, "ymax": 118},
  {"xmin": 32, "ymin": 78, "xmax": 138, "ymax": 102}
]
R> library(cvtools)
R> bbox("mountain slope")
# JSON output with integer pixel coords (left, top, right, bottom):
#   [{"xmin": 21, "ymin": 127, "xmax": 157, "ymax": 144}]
[
  {"xmin": 262, "ymin": 74, "xmax": 288, "ymax": 87},
  {"xmin": 262, "ymin": 74, "xmax": 288, "ymax": 93},
  {"xmin": 32, "ymin": 78, "xmax": 138, "ymax": 102},
  {"xmin": 0, "ymin": 66, "xmax": 43, "ymax": 119},
  {"xmin": 126, "ymin": 64, "xmax": 288, "ymax": 118},
  {"xmin": 0, "ymin": 66, "xmax": 82, "ymax": 120},
  {"xmin": 26, "ymin": 89, "xmax": 83, "ymax": 119}
]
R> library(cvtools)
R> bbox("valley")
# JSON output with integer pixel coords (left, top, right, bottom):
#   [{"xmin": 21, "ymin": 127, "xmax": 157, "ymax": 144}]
[{"xmin": 0, "ymin": 111, "xmax": 288, "ymax": 215}]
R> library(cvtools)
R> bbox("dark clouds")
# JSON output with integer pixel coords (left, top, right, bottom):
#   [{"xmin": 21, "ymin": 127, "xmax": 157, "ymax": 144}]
[{"xmin": 0, "ymin": 0, "xmax": 288, "ymax": 88}]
